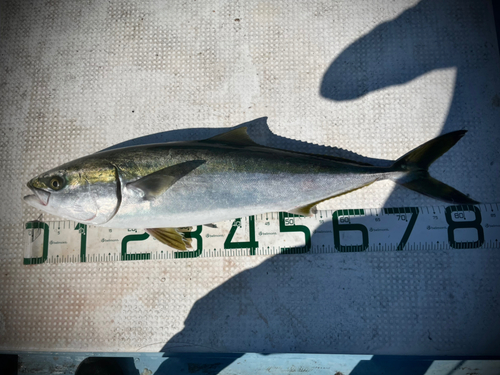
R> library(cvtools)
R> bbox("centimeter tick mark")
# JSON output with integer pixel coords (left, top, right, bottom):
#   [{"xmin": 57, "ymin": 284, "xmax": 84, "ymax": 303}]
[{"xmin": 23, "ymin": 204, "xmax": 500, "ymax": 264}]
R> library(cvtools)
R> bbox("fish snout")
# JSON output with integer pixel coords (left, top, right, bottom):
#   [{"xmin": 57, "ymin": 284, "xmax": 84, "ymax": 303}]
[{"xmin": 24, "ymin": 180, "xmax": 51, "ymax": 207}]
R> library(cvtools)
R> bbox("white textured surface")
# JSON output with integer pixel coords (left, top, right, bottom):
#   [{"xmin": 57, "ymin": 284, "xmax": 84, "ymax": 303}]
[{"xmin": 0, "ymin": 0, "xmax": 499, "ymax": 354}]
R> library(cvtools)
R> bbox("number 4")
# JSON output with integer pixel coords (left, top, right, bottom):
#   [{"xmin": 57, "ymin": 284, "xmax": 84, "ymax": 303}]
[{"xmin": 224, "ymin": 216, "xmax": 259, "ymax": 255}]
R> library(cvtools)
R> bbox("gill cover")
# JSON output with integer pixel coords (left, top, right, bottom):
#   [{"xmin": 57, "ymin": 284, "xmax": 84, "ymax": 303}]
[{"xmin": 69, "ymin": 164, "xmax": 122, "ymax": 225}]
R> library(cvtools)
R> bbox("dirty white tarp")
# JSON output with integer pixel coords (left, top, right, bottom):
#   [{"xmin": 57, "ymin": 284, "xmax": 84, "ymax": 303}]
[{"xmin": 0, "ymin": 0, "xmax": 499, "ymax": 354}]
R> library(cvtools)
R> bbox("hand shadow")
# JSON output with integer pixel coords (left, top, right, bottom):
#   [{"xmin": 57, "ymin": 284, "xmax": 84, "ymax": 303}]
[
  {"xmin": 320, "ymin": 0, "xmax": 494, "ymax": 206},
  {"xmin": 154, "ymin": 219, "xmax": 498, "ymax": 374},
  {"xmin": 151, "ymin": 1, "xmax": 498, "ymax": 373},
  {"xmin": 320, "ymin": 0, "xmax": 490, "ymax": 108}
]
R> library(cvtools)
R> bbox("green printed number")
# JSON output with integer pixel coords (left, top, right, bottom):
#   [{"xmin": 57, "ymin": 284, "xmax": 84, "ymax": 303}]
[
  {"xmin": 24, "ymin": 221, "xmax": 49, "ymax": 265},
  {"xmin": 175, "ymin": 226, "xmax": 203, "ymax": 259},
  {"xmin": 332, "ymin": 209, "xmax": 369, "ymax": 252},
  {"xmin": 121, "ymin": 232, "xmax": 151, "ymax": 260},
  {"xmin": 75, "ymin": 223, "xmax": 87, "ymax": 262},
  {"xmin": 445, "ymin": 205, "xmax": 484, "ymax": 249},
  {"xmin": 383, "ymin": 207, "xmax": 419, "ymax": 250},
  {"xmin": 279, "ymin": 212, "xmax": 311, "ymax": 254},
  {"xmin": 224, "ymin": 217, "xmax": 259, "ymax": 255}
]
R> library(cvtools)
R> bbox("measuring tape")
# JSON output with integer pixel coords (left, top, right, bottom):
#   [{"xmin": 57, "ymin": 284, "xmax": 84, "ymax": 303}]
[{"xmin": 24, "ymin": 204, "xmax": 500, "ymax": 264}]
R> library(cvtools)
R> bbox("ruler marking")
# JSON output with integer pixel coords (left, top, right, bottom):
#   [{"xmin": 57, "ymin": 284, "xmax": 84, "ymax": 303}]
[{"xmin": 23, "ymin": 204, "xmax": 500, "ymax": 264}]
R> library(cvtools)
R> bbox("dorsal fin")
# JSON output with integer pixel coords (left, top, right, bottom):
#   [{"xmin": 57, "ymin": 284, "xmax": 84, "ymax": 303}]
[
  {"xmin": 201, "ymin": 127, "xmax": 259, "ymax": 147},
  {"xmin": 311, "ymin": 154, "xmax": 373, "ymax": 166}
]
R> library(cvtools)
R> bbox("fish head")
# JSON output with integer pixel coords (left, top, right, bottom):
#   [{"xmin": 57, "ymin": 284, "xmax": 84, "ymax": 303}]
[{"xmin": 24, "ymin": 157, "xmax": 121, "ymax": 225}]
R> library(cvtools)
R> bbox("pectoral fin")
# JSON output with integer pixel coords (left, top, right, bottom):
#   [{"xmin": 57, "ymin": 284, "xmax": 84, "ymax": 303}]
[
  {"xmin": 146, "ymin": 227, "xmax": 193, "ymax": 250},
  {"xmin": 127, "ymin": 160, "xmax": 205, "ymax": 200}
]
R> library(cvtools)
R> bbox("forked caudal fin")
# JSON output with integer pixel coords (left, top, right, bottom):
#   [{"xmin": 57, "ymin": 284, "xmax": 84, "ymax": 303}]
[{"xmin": 391, "ymin": 130, "xmax": 478, "ymax": 204}]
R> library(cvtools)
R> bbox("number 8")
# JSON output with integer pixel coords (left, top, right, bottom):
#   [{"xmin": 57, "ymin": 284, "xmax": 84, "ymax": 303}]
[{"xmin": 445, "ymin": 205, "xmax": 484, "ymax": 249}]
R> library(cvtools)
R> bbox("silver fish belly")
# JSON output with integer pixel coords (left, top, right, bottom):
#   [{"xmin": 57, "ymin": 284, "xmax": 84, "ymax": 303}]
[{"xmin": 103, "ymin": 145, "xmax": 384, "ymax": 228}]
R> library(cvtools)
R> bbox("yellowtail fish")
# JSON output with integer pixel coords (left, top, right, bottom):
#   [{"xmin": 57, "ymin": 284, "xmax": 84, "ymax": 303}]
[{"xmin": 24, "ymin": 125, "xmax": 477, "ymax": 250}]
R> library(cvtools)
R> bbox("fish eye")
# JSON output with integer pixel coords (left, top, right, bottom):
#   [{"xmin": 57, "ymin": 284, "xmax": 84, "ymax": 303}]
[{"xmin": 49, "ymin": 176, "xmax": 64, "ymax": 191}]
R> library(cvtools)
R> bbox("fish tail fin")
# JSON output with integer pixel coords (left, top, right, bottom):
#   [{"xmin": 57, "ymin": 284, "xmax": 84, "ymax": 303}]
[{"xmin": 391, "ymin": 130, "xmax": 478, "ymax": 204}]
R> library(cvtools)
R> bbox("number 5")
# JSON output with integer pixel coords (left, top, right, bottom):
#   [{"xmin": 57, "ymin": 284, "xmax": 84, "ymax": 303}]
[{"xmin": 279, "ymin": 212, "xmax": 311, "ymax": 254}]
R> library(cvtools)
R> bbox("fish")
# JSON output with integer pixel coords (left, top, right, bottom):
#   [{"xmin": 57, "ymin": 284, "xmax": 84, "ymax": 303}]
[{"xmin": 24, "ymin": 125, "xmax": 477, "ymax": 250}]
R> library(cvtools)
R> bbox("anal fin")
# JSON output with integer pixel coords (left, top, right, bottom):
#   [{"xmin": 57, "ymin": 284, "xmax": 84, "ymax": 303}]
[
  {"xmin": 287, "ymin": 182, "xmax": 376, "ymax": 216},
  {"xmin": 146, "ymin": 227, "xmax": 193, "ymax": 250},
  {"xmin": 288, "ymin": 202, "xmax": 319, "ymax": 216}
]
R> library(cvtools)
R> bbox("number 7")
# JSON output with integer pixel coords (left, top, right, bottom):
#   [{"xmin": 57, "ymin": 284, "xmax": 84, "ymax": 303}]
[{"xmin": 383, "ymin": 207, "xmax": 419, "ymax": 250}]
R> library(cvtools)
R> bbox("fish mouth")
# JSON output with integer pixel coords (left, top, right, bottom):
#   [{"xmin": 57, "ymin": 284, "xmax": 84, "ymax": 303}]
[{"xmin": 24, "ymin": 186, "xmax": 50, "ymax": 207}]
